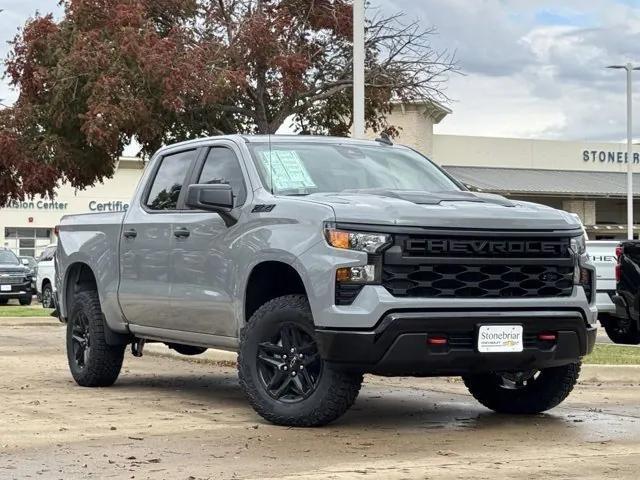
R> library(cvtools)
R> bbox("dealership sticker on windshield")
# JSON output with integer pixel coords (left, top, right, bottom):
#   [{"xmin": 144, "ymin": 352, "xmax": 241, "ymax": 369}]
[
  {"xmin": 259, "ymin": 150, "xmax": 317, "ymax": 191},
  {"xmin": 477, "ymin": 325, "xmax": 523, "ymax": 353}
]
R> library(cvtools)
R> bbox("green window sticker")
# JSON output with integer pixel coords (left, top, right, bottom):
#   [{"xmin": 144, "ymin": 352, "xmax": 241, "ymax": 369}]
[{"xmin": 259, "ymin": 150, "xmax": 317, "ymax": 191}]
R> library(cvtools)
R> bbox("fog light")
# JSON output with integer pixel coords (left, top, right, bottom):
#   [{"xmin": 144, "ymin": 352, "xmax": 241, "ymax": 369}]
[{"xmin": 336, "ymin": 265, "xmax": 376, "ymax": 283}]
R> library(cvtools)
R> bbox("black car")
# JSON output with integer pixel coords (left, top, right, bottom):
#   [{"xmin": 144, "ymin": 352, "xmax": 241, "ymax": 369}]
[
  {"xmin": 0, "ymin": 248, "xmax": 34, "ymax": 306},
  {"xmin": 611, "ymin": 241, "xmax": 640, "ymax": 344},
  {"xmin": 19, "ymin": 256, "xmax": 38, "ymax": 294}
]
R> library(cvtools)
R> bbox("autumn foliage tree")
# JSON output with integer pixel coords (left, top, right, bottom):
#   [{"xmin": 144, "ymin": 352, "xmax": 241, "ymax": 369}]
[{"xmin": 0, "ymin": 0, "xmax": 457, "ymax": 204}]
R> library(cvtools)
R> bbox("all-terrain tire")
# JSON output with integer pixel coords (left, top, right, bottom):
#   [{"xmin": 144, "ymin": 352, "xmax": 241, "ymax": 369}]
[
  {"xmin": 66, "ymin": 290, "xmax": 125, "ymax": 387},
  {"xmin": 602, "ymin": 315, "xmax": 640, "ymax": 345},
  {"xmin": 19, "ymin": 295, "xmax": 33, "ymax": 306},
  {"xmin": 238, "ymin": 294, "xmax": 363, "ymax": 427},
  {"xmin": 463, "ymin": 363, "xmax": 581, "ymax": 414},
  {"xmin": 42, "ymin": 283, "xmax": 54, "ymax": 308},
  {"xmin": 0, "ymin": 298, "xmax": 8, "ymax": 305}
]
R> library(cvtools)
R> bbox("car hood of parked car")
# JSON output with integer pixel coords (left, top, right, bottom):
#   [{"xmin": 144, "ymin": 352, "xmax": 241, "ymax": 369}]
[
  {"xmin": 303, "ymin": 190, "xmax": 582, "ymax": 232},
  {"xmin": 0, "ymin": 264, "xmax": 30, "ymax": 274}
]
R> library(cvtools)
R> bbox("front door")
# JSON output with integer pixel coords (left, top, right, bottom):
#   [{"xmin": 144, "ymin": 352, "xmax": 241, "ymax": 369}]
[
  {"xmin": 170, "ymin": 142, "xmax": 249, "ymax": 336},
  {"xmin": 119, "ymin": 148, "xmax": 198, "ymax": 329}
]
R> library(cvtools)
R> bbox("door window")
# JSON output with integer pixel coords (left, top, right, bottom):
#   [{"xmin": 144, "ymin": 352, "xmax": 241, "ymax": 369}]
[
  {"xmin": 146, "ymin": 150, "xmax": 195, "ymax": 210},
  {"xmin": 197, "ymin": 147, "xmax": 247, "ymax": 206}
]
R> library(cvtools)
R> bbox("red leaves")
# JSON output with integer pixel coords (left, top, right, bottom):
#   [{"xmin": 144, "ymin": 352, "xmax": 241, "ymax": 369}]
[{"xmin": 1, "ymin": 0, "xmax": 455, "ymax": 204}]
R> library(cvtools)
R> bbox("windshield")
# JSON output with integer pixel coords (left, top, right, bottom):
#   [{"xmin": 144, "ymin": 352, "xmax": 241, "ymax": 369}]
[
  {"xmin": 247, "ymin": 142, "xmax": 461, "ymax": 195},
  {"xmin": 0, "ymin": 250, "xmax": 20, "ymax": 265}
]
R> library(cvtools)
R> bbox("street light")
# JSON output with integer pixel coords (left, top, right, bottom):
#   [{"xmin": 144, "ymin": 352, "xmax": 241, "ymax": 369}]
[
  {"xmin": 608, "ymin": 63, "xmax": 640, "ymax": 239},
  {"xmin": 353, "ymin": 0, "xmax": 365, "ymax": 139}
]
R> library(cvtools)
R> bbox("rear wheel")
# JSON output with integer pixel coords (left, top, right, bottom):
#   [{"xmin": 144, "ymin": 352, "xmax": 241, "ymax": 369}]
[
  {"xmin": 66, "ymin": 290, "xmax": 125, "ymax": 387},
  {"xmin": 602, "ymin": 315, "xmax": 640, "ymax": 345},
  {"xmin": 463, "ymin": 363, "xmax": 581, "ymax": 414},
  {"xmin": 238, "ymin": 294, "xmax": 362, "ymax": 427},
  {"xmin": 42, "ymin": 283, "xmax": 54, "ymax": 308}
]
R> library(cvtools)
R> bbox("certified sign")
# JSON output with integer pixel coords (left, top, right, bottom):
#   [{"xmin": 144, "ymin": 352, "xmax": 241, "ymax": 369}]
[{"xmin": 478, "ymin": 325, "xmax": 523, "ymax": 353}]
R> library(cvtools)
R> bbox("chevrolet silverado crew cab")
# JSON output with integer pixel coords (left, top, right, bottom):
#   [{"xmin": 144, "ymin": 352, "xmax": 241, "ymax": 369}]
[{"xmin": 56, "ymin": 135, "xmax": 597, "ymax": 426}]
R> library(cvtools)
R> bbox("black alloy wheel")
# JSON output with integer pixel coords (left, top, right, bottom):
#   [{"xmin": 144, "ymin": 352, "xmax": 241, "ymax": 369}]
[
  {"xmin": 42, "ymin": 285, "xmax": 54, "ymax": 308},
  {"xmin": 71, "ymin": 310, "xmax": 91, "ymax": 369},
  {"xmin": 256, "ymin": 323, "xmax": 323, "ymax": 403}
]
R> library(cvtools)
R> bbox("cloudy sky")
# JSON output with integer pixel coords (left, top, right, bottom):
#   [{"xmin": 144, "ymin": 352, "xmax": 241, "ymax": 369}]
[{"xmin": 2, "ymin": 0, "xmax": 640, "ymax": 141}]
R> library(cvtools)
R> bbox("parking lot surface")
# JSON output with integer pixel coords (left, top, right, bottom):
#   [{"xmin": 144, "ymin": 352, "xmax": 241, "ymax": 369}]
[{"xmin": 1, "ymin": 320, "xmax": 640, "ymax": 479}]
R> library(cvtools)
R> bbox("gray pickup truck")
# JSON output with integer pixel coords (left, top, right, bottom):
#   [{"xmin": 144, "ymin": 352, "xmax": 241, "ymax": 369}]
[{"xmin": 56, "ymin": 135, "xmax": 597, "ymax": 426}]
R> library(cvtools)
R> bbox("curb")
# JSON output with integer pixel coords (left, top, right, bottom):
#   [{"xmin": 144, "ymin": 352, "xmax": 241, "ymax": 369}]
[{"xmin": 579, "ymin": 364, "xmax": 640, "ymax": 384}]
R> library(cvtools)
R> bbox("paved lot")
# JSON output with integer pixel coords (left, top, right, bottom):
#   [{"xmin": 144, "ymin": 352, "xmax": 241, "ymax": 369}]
[{"xmin": 1, "ymin": 320, "xmax": 640, "ymax": 480}]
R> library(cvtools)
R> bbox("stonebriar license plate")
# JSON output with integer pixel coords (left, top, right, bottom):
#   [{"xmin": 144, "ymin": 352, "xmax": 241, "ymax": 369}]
[
  {"xmin": 478, "ymin": 325, "xmax": 523, "ymax": 353},
  {"xmin": 0, "ymin": 285, "xmax": 11, "ymax": 292}
]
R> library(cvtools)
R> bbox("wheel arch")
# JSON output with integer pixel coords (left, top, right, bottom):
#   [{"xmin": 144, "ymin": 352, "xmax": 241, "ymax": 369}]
[{"xmin": 243, "ymin": 260, "xmax": 308, "ymax": 323}]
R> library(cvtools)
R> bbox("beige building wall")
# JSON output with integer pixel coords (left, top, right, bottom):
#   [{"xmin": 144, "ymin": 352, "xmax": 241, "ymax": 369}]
[
  {"xmin": 0, "ymin": 159, "xmax": 145, "ymax": 256},
  {"xmin": 364, "ymin": 101, "xmax": 449, "ymax": 157},
  {"xmin": 433, "ymin": 134, "xmax": 640, "ymax": 173}
]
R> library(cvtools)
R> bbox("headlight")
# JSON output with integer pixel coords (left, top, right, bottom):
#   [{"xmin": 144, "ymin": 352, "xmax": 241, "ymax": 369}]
[
  {"xmin": 324, "ymin": 224, "xmax": 391, "ymax": 253},
  {"xmin": 570, "ymin": 235, "xmax": 586, "ymax": 256}
]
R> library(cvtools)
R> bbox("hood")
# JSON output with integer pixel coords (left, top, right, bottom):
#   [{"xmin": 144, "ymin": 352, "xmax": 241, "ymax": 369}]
[
  {"xmin": 302, "ymin": 190, "xmax": 581, "ymax": 231},
  {"xmin": 0, "ymin": 264, "xmax": 29, "ymax": 274}
]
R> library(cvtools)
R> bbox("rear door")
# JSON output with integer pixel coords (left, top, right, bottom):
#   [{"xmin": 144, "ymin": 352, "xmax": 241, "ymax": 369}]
[
  {"xmin": 119, "ymin": 148, "xmax": 199, "ymax": 329},
  {"xmin": 169, "ymin": 141, "xmax": 250, "ymax": 336}
]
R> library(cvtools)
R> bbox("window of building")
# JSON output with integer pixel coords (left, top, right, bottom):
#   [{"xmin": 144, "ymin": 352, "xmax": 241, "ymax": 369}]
[
  {"xmin": 4, "ymin": 227, "xmax": 53, "ymax": 258},
  {"xmin": 197, "ymin": 147, "xmax": 247, "ymax": 206},
  {"xmin": 146, "ymin": 150, "xmax": 196, "ymax": 210}
]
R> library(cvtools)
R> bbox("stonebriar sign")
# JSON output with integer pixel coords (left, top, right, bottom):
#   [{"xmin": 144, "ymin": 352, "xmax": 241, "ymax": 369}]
[{"xmin": 583, "ymin": 150, "xmax": 640, "ymax": 164}]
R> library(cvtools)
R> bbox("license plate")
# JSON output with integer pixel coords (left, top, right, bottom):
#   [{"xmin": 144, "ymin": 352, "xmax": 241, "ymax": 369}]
[
  {"xmin": 478, "ymin": 325, "xmax": 523, "ymax": 353},
  {"xmin": 0, "ymin": 285, "xmax": 10, "ymax": 292}
]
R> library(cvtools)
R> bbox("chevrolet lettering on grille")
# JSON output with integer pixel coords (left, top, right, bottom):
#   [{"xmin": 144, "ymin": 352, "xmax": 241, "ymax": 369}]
[{"xmin": 406, "ymin": 239, "xmax": 570, "ymax": 257}]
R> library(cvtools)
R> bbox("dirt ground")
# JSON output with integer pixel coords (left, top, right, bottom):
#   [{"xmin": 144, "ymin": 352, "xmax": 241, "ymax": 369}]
[{"xmin": 1, "ymin": 320, "xmax": 640, "ymax": 480}]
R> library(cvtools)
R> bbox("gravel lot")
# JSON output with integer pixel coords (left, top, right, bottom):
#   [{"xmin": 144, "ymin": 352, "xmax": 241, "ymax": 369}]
[{"xmin": 1, "ymin": 319, "xmax": 640, "ymax": 479}]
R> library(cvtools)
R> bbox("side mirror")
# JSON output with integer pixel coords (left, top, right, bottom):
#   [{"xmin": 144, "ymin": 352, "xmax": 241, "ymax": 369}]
[
  {"xmin": 21, "ymin": 258, "xmax": 29, "ymax": 265},
  {"xmin": 185, "ymin": 184, "xmax": 237, "ymax": 227}
]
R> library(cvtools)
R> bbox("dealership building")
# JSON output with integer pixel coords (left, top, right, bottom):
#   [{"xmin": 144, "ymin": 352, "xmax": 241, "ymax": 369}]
[{"xmin": 1, "ymin": 101, "xmax": 638, "ymax": 257}]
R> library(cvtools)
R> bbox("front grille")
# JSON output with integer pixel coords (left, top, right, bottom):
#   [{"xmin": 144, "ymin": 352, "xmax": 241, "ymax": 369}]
[
  {"xmin": 382, "ymin": 233, "xmax": 575, "ymax": 299},
  {"xmin": 0, "ymin": 275, "xmax": 27, "ymax": 285}
]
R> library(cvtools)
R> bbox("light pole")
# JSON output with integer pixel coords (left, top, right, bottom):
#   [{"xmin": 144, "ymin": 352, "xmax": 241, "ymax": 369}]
[
  {"xmin": 608, "ymin": 63, "xmax": 640, "ymax": 239},
  {"xmin": 353, "ymin": 0, "xmax": 365, "ymax": 139}
]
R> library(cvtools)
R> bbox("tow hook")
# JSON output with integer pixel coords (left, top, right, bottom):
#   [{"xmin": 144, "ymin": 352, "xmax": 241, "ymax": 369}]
[{"xmin": 131, "ymin": 338, "xmax": 146, "ymax": 357}]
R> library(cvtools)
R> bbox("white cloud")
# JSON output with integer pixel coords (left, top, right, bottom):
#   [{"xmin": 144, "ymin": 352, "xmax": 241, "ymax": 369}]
[{"xmin": 377, "ymin": 0, "xmax": 640, "ymax": 141}]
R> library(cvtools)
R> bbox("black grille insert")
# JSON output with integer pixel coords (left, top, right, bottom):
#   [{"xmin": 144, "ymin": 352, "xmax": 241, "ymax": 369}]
[
  {"xmin": 382, "ymin": 233, "xmax": 575, "ymax": 299},
  {"xmin": 383, "ymin": 263, "xmax": 574, "ymax": 298}
]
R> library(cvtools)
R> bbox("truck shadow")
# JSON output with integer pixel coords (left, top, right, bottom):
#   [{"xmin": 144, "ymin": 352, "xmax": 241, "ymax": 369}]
[{"xmin": 110, "ymin": 370, "xmax": 572, "ymax": 432}]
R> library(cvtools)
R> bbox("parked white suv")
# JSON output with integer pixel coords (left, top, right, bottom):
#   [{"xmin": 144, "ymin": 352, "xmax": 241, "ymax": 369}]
[{"xmin": 36, "ymin": 244, "xmax": 57, "ymax": 308}]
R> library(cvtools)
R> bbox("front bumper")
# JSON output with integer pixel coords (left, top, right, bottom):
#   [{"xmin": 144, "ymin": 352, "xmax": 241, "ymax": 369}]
[
  {"xmin": 316, "ymin": 309, "xmax": 596, "ymax": 376},
  {"xmin": 0, "ymin": 280, "xmax": 33, "ymax": 298}
]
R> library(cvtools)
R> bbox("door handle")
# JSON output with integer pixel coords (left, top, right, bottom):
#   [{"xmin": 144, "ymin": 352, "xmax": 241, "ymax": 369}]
[
  {"xmin": 123, "ymin": 229, "xmax": 137, "ymax": 239},
  {"xmin": 174, "ymin": 227, "xmax": 190, "ymax": 238}
]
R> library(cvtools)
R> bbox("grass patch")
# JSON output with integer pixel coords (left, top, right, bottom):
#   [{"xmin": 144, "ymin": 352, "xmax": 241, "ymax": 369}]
[
  {"xmin": 584, "ymin": 344, "xmax": 640, "ymax": 365},
  {"xmin": 0, "ymin": 303, "xmax": 54, "ymax": 317}
]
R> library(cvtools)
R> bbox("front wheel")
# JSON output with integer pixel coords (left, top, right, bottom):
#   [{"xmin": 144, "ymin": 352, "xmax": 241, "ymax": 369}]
[
  {"xmin": 602, "ymin": 315, "xmax": 640, "ymax": 345},
  {"xmin": 66, "ymin": 290, "xmax": 125, "ymax": 387},
  {"xmin": 42, "ymin": 283, "xmax": 54, "ymax": 308},
  {"xmin": 238, "ymin": 294, "xmax": 362, "ymax": 427},
  {"xmin": 19, "ymin": 295, "xmax": 33, "ymax": 306},
  {"xmin": 463, "ymin": 363, "xmax": 581, "ymax": 414}
]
